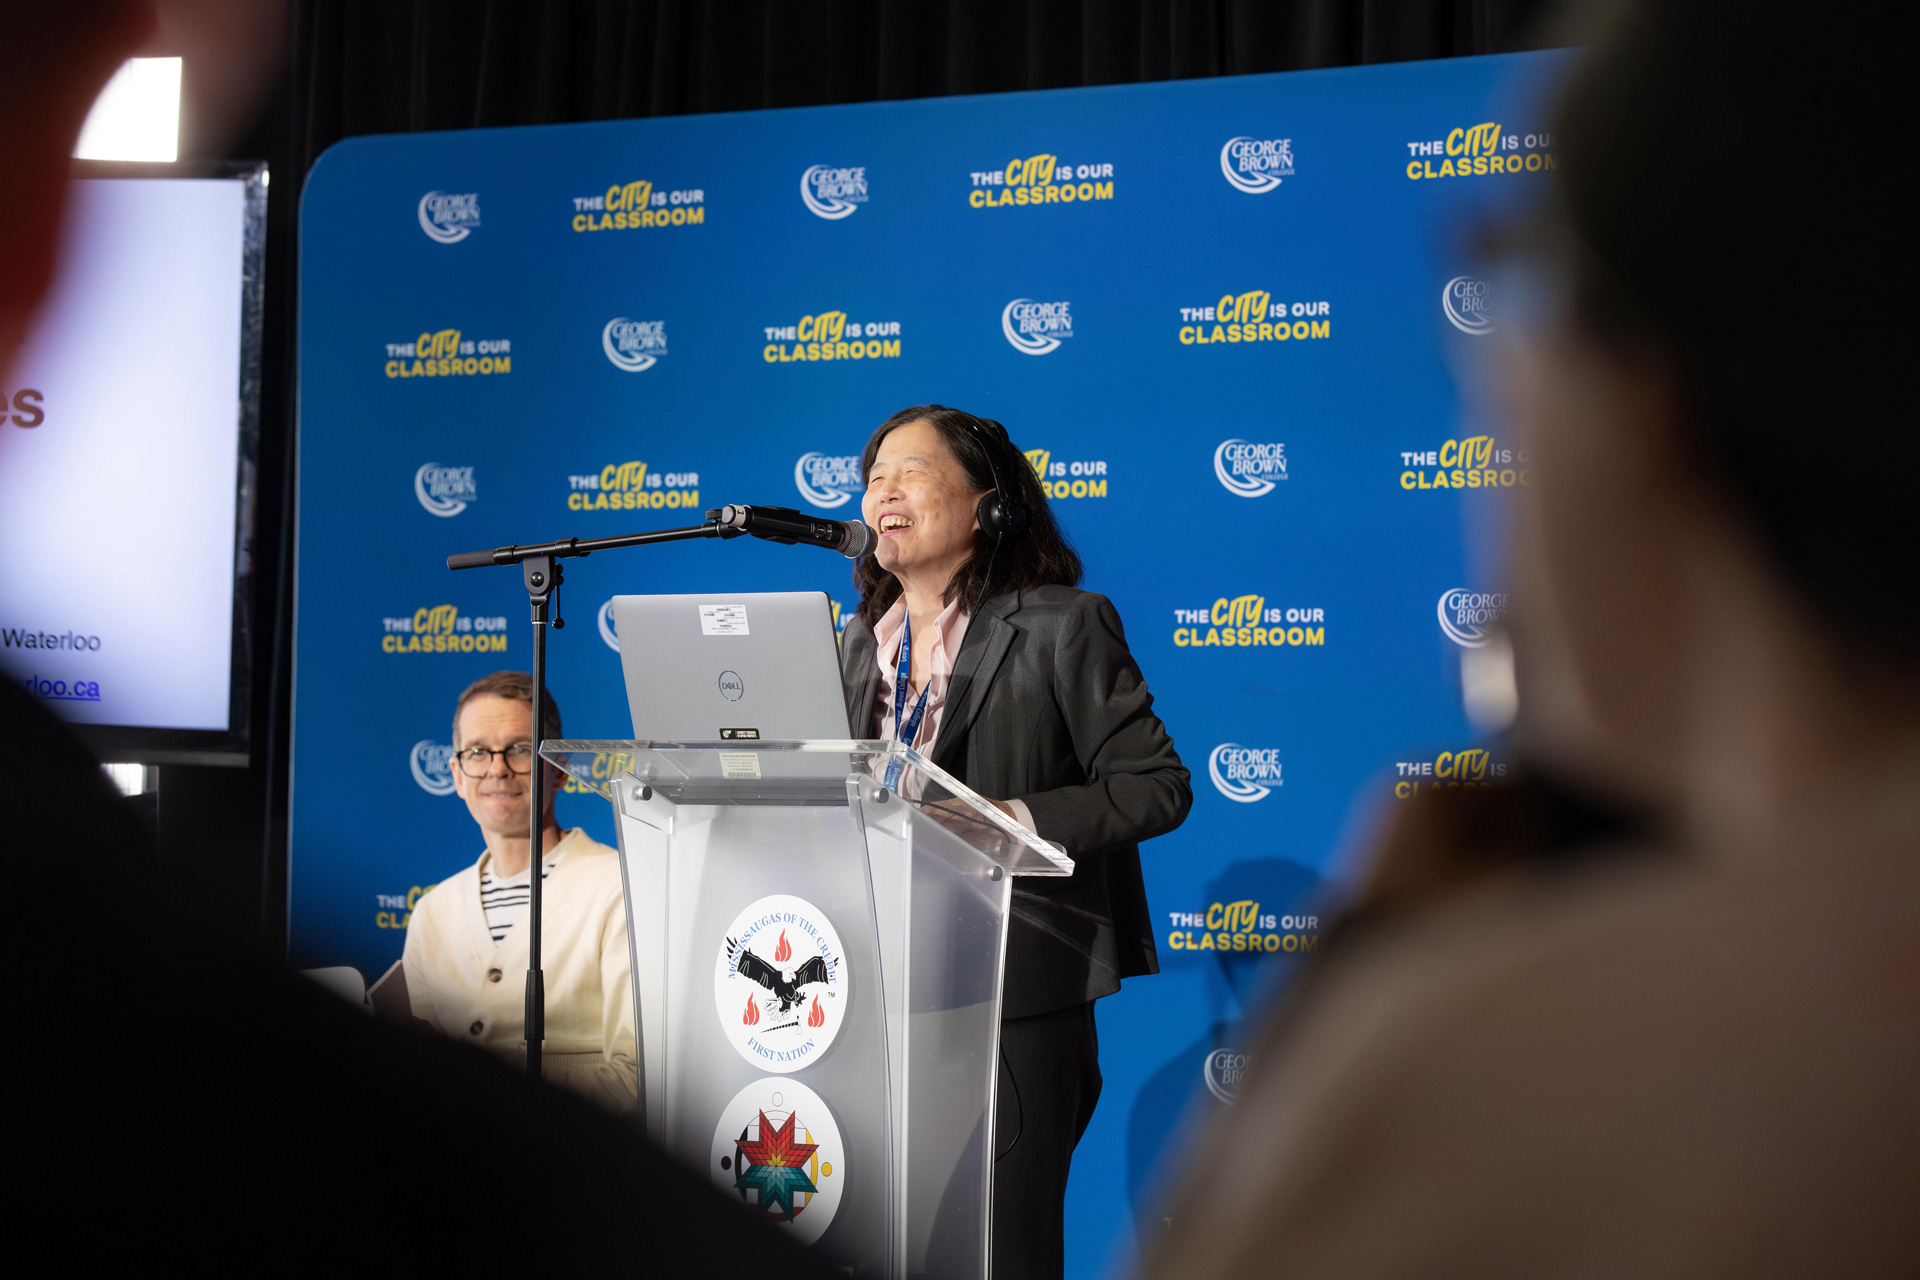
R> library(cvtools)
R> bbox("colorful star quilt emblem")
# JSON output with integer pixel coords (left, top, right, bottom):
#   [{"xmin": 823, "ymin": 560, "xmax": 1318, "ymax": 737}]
[{"xmin": 733, "ymin": 1109, "xmax": 820, "ymax": 1220}]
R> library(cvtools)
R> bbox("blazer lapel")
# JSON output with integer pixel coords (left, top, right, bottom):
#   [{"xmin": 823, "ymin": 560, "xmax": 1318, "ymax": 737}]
[
  {"xmin": 930, "ymin": 589, "xmax": 1021, "ymax": 768},
  {"xmin": 843, "ymin": 623, "xmax": 881, "ymax": 737}
]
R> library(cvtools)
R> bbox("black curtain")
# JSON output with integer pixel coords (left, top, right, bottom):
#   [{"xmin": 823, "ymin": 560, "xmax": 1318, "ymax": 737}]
[
  {"xmin": 296, "ymin": 0, "xmax": 1549, "ymax": 147},
  {"xmin": 216, "ymin": 0, "xmax": 1549, "ymax": 954}
]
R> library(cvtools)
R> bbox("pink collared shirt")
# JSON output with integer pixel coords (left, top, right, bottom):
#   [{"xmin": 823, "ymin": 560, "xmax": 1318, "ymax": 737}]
[
  {"xmin": 873, "ymin": 596, "xmax": 971, "ymax": 756},
  {"xmin": 873, "ymin": 597, "xmax": 1036, "ymax": 833}
]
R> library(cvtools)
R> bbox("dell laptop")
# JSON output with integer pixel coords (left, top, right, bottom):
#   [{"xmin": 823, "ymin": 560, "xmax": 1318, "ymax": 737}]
[{"xmin": 610, "ymin": 590, "xmax": 852, "ymax": 744}]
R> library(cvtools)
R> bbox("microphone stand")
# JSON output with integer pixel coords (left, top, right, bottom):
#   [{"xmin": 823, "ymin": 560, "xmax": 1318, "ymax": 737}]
[{"xmin": 446, "ymin": 509, "xmax": 742, "ymax": 1078}]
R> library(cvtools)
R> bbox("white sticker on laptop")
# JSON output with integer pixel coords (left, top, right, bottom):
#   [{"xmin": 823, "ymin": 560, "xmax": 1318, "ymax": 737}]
[{"xmin": 701, "ymin": 603, "xmax": 750, "ymax": 635}]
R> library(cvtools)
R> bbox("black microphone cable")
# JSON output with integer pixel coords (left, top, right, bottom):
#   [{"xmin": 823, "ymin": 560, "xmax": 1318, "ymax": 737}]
[{"xmin": 995, "ymin": 1042, "xmax": 1023, "ymax": 1161}]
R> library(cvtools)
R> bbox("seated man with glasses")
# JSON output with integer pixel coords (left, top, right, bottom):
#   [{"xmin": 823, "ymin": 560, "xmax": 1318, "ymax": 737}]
[{"xmin": 402, "ymin": 670, "xmax": 637, "ymax": 1111}]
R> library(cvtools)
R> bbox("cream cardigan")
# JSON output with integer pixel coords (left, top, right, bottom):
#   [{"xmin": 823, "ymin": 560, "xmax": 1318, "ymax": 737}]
[{"xmin": 403, "ymin": 828, "xmax": 637, "ymax": 1111}]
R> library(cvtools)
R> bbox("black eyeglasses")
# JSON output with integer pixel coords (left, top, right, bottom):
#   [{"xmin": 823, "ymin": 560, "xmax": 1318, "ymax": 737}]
[{"xmin": 454, "ymin": 742, "xmax": 535, "ymax": 777}]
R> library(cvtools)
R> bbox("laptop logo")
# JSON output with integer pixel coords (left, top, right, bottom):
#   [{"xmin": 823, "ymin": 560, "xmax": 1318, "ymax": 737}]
[
  {"xmin": 720, "ymin": 727, "xmax": 760, "ymax": 739},
  {"xmin": 718, "ymin": 670, "xmax": 745, "ymax": 701}
]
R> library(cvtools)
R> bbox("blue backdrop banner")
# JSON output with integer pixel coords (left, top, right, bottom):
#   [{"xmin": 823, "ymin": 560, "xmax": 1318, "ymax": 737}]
[{"xmin": 294, "ymin": 49, "xmax": 1562, "ymax": 1276}]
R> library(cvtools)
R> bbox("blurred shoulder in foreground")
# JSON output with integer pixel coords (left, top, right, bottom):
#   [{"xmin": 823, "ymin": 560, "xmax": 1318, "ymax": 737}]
[{"xmin": 1148, "ymin": 770, "xmax": 1920, "ymax": 1277}]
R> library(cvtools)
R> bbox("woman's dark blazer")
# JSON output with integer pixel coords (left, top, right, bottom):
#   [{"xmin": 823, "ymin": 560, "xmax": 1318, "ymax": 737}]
[{"xmin": 840, "ymin": 584, "xmax": 1191, "ymax": 1020}]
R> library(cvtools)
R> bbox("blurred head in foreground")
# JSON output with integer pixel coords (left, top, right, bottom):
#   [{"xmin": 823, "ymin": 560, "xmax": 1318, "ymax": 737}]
[
  {"xmin": 1143, "ymin": 2, "xmax": 1919, "ymax": 1275},
  {"xmin": 1502, "ymin": 0, "xmax": 1914, "ymax": 831}
]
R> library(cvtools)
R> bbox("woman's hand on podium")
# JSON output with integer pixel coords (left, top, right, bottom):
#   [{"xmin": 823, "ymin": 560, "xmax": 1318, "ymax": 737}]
[{"xmin": 917, "ymin": 795, "xmax": 1018, "ymax": 842}]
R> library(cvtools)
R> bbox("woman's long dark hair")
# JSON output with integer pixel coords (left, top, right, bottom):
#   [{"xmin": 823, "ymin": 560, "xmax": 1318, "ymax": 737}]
[{"xmin": 853, "ymin": 404, "xmax": 1082, "ymax": 628}]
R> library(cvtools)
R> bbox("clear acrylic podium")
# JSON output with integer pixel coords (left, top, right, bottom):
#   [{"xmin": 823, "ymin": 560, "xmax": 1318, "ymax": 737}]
[{"xmin": 543, "ymin": 740, "xmax": 1073, "ymax": 1279}]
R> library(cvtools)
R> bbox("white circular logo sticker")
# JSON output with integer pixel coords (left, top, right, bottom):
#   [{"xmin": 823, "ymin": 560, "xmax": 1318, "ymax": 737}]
[
  {"xmin": 1208, "ymin": 742, "xmax": 1281, "ymax": 803},
  {"xmin": 601, "ymin": 317, "xmax": 664, "ymax": 372},
  {"xmin": 597, "ymin": 598, "xmax": 621, "ymax": 652},
  {"xmin": 1219, "ymin": 136, "xmax": 1293, "ymax": 193},
  {"xmin": 1212, "ymin": 439, "xmax": 1285, "ymax": 497},
  {"xmin": 799, "ymin": 164, "xmax": 867, "ymax": 220},
  {"xmin": 1441, "ymin": 275, "xmax": 1494, "ymax": 335},
  {"xmin": 1203, "ymin": 1047, "xmax": 1251, "ymax": 1104},
  {"xmin": 413, "ymin": 462, "xmax": 474, "ymax": 516},
  {"xmin": 1001, "ymin": 298, "xmax": 1067, "ymax": 355},
  {"xmin": 793, "ymin": 451, "xmax": 862, "ymax": 508},
  {"xmin": 409, "ymin": 739, "xmax": 456, "ymax": 796},
  {"xmin": 1437, "ymin": 587, "xmax": 1509, "ymax": 649},
  {"xmin": 714, "ymin": 894, "xmax": 849, "ymax": 1073},
  {"xmin": 416, "ymin": 190, "xmax": 478, "ymax": 243},
  {"xmin": 711, "ymin": 1077, "xmax": 845, "ymax": 1243}
]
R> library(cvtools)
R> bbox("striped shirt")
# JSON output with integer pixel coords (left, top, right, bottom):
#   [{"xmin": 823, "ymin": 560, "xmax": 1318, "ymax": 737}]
[{"xmin": 477, "ymin": 853, "xmax": 556, "ymax": 945}]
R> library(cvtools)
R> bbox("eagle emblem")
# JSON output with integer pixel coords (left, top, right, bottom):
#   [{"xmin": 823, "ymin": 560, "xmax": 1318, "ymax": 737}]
[
  {"xmin": 730, "ymin": 934, "xmax": 833, "ymax": 1015},
  {"xmin": 713, "ymin": 895, "xmax": 848, "ymax": 1072}
]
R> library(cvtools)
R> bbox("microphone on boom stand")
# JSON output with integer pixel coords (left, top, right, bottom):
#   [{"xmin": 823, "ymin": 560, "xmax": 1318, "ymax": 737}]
[
  {"xmin": 440, "ymin": 503, "xmax": 868, "ymax": 1088},
  {"xmin": 716, "ymin": 504, "xmax": 874, "ymax": 558}
]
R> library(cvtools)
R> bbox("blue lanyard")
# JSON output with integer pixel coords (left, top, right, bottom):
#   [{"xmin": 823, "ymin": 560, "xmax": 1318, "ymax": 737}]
[{"xmin": 883, "ymin": 611, "xmax": 931, "ymax": 789}]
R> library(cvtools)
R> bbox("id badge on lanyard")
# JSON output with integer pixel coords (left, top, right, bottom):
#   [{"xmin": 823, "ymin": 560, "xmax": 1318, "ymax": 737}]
[{"xmin": 884, "ymin": 612, "xmax": 931, "ymax": 790}]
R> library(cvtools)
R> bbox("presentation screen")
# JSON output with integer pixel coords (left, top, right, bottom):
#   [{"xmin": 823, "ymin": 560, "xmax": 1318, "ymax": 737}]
[{"xmin": 0, "ymin": 170, "xmax": 264, "ymax": 763}]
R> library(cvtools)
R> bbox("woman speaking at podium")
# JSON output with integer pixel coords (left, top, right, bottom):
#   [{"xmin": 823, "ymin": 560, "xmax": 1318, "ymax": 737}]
[{"xmin": 841, "ymin": 404, "xmax": 1192, "ymax": 1279}]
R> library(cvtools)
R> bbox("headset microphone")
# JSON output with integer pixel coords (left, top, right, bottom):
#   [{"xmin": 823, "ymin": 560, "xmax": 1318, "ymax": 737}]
[{"xmin": 716, "ymin": 504, "xmax": 875, "ymax": 558}]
